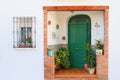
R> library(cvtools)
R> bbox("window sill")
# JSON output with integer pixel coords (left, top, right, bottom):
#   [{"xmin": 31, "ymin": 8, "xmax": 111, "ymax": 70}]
[{"xmin": 14, "ymin": 46, "xmax": 36, "ymax": 48}]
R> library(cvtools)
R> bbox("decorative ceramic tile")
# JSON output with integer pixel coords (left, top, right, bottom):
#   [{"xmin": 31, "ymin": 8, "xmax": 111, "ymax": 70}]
[
  {"xmin": 48, "ymin": 20, "xmax": 51, "ymax": 25},
  {"xmin": 56, "ymin": 24, "xmax": 59, "ymax": 30},
  {"xmin": 62, "ymin": 36, "xmax": 66, "ymax": 40}
]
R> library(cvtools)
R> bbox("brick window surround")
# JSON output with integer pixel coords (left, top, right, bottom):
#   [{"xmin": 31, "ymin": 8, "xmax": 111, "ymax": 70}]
[{"xmin": 43, "ymin": 6, "xmax": 109, "ymax": 80}]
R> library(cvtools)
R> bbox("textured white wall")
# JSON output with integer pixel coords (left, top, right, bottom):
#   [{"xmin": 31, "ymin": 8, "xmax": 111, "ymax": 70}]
[
  {"xmin": 43, "ymin": 0, "xmax": 108, "ymax": 5},
  {"xmin": 48, "ymin": 11, "xmax": 104, "ymax": 45},
  {"xmin": 0, "ymin": 0, "xmax": 44, "ymax": 80}
]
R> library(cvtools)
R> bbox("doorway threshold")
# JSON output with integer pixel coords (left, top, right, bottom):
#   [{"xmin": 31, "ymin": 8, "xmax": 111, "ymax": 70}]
[{"xmin": 55, "ymin": 68, "xmax": 98, "ymax": 78}]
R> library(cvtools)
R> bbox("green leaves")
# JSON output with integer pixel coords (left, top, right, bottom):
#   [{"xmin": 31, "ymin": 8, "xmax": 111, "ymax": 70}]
[
  {"xmin": 63, "ymin": 57, "xmax": 71, "ymax": 69},
  {"xmin": 85, "ymin": 43, "xmax": 96, "ymax": 68},
  {"xmin": 95, "ymin": 40, "xmax": 103, "ymax": 49},
  {"xmin": 85, "ymin": 43, "xmax": 91, "ymax": 52},
  {"xmin": 87, "ymin": 51, "xmax": 96, "ymax": 68},
  {"xmin": 55, "ymin": 56, "xmax": 61, "ymax": 65},
  {"xmin": 55, "ymin": 47, "xmax": 70, "ymax": 69}
]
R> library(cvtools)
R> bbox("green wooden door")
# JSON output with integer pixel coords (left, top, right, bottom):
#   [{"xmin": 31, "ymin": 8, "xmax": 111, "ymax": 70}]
[{"xmin": 69, "ymin": 22, "xmax": 87, "ymax": 68}]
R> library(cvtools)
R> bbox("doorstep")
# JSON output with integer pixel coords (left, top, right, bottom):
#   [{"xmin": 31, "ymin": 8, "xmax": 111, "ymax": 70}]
[{"xmin": 55, "ymin": 68, "xmax": 98, "ymax": 78}]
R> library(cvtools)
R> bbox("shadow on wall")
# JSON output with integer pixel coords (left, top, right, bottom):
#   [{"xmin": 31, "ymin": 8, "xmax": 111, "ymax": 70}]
[{"xmin": 48, "ymin": 44, "xmax": 68, "ymax": 55}]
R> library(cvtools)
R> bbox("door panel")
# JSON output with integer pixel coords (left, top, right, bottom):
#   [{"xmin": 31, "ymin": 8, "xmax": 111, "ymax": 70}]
[{"xmin": 69, "ymin": 23, "xmax": 87, "ymax": 69}]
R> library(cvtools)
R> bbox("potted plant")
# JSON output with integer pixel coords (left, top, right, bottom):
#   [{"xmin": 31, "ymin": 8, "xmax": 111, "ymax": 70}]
[
  {"xmin": 47, "ymin": 48, "xmax": 53, "ymax": 56},
  {"xmin": 55, "ymin": 47, "xmax": 70, "ymax": 70},
  {"xmin": 95, "ymin": 40, "xmax": 103, "ymax": 55},
  {"xmin": 84, "ymin": 43, "xmax": 91, "ymax": 71},
  {"xmin": 26, "ymin": 37, "xmax": 32, "ymax": 46},
  {"xmin": 85, "ymin": 43, "xmax": 96, "ymax": 74},
  {"xmin": 20, "ymin": 42, "xmax": 25, "ymax": 46}
]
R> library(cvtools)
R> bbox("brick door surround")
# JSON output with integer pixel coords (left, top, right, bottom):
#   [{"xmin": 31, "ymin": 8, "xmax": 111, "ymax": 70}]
[{"xmin": 43, "ymin": 6, "xmax": 109, "ymax": 80}]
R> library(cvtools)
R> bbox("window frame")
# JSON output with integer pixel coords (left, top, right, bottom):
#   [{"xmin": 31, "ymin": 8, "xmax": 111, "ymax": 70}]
[{"xmin": 13, "ymin": 17, "xmax": 36, "ymax": 48}]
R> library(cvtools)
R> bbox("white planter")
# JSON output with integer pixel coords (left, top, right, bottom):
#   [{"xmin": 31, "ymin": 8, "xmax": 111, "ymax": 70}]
[
  {"xmin": 96, "ymin": 49, "xmax": 103, "ymax": 55},
  {"xmin": 20, "ymin": 42, "xmax": 25, "ymax": 46},
  {"xmin": 27, "ymin": 43, "xmax": 31, "ymax": 46},
  {"xmin": 88, "ymin": 68, "xmax": 95, "ymax": 74}
]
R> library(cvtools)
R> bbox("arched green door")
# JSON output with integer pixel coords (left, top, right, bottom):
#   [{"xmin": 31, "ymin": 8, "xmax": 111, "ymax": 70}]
[{"xmin": 68, "ymin": 15, "xmax": 91, "ymax": 69}]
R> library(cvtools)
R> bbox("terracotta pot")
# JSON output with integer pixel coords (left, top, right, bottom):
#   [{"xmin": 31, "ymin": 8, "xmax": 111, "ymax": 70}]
[
  {"xmin": 55, "ymin": 65, "xmax": 60, "ymax": 70},
  {"xmin": 84, "ymin": 64, "xmax": 88, "ymax": 71}
]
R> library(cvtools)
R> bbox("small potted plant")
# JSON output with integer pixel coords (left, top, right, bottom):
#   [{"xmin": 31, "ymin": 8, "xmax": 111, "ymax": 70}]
[
  {"xmin": 47, "ymin": 48, "xmax": 53, "ymax": 56},
  {"xmin": 26, "ymin": 37, "xmax": 32, "ymax": 46},
  {"xmin": 87, "ymin": 50, "xmax": 96, "ymax": 74},
  {"xmin": 85, "ymin": 43, "xmax": 96, "ymax": 74},
  {"xmin": 84, "ymin": 64, "xmax": 88, "ymax": 71},
  {"xmin": 84, "ymin": 43, "xmax": 91, "ymax": 71},
  {"xmin": 20, "ymin": 42, "xmax": 25, "ymax": 46},
  {"xmin": 95, "ymin": 40, "xmax": 103, "ymax": 55}
]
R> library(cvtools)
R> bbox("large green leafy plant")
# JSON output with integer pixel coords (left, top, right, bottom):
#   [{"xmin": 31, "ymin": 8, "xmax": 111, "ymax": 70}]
[
  {"xmin": 55, "ymin": 47, "xmax": 70, "ymax": 69},
  {"xmin": 85, "ymin": 43, "xmax": 96, "ymax": 68}
]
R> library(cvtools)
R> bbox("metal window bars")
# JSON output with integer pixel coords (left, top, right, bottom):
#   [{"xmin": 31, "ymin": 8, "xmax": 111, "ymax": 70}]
[{"xmin": 13, "ymin": 17, "xmax": 36, "ymax": 48}]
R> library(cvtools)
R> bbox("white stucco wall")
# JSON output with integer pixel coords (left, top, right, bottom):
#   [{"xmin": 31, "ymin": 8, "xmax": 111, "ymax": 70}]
[
  {"xmin": 48, "ymin": 11, "xmax": 104, "ymax": 45},
  {"xmin": 43, "ymin": 0, "xmax": 108, "ymax": 5},
  {"xmin": 0, "ymin": 0, "xmax": 44, "ymax": 80}
]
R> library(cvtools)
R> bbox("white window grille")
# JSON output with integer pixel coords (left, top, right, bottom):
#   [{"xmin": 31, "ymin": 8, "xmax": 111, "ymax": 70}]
[{"xmin": 13, "ymin": 17, "xmax": 36, "ymax": 48}]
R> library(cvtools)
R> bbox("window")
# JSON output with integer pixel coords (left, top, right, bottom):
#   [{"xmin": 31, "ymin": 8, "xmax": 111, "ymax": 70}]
[{"xmin": 13, "ymin": 17, "xmax": 36, "ymax": 48}]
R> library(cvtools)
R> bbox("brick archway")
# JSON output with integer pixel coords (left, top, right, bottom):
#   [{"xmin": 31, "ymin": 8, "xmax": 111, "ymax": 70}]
[{"xmin": 43, "ymin": 6, "xmax": 109, "ymax": 80}]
